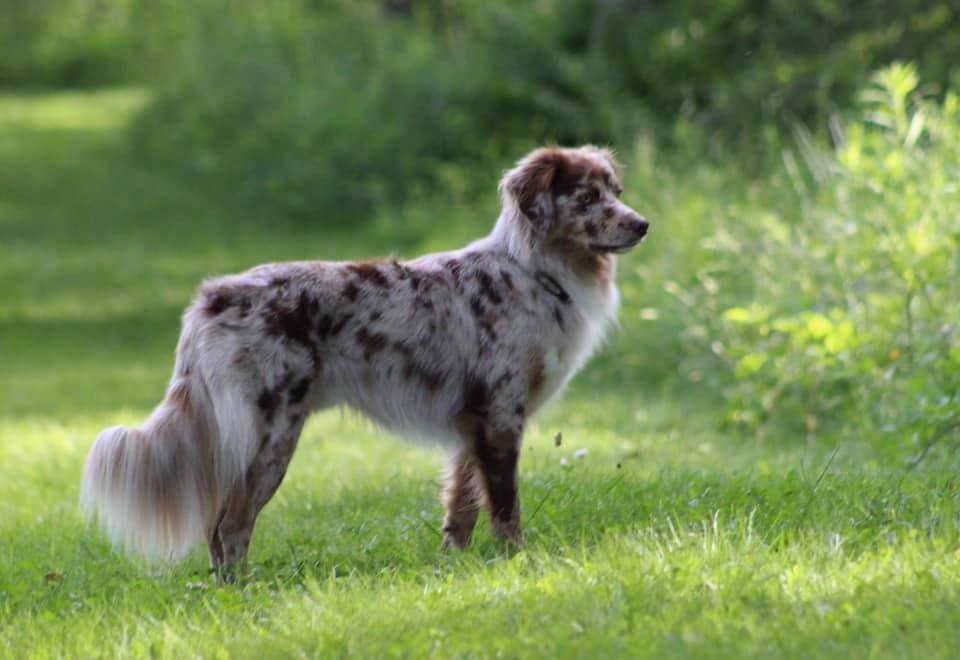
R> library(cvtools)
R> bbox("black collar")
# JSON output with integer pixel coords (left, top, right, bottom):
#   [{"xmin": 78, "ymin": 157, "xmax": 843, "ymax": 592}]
[{"xmin": 535, "ymin": 271, "xmax": 571, "ymax": 304}]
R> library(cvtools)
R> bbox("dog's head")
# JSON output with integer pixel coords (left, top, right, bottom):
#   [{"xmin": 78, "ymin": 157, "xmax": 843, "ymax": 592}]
[{"xmin": 500, "ymin": 146, "xmax": 649, "ymax": 259}]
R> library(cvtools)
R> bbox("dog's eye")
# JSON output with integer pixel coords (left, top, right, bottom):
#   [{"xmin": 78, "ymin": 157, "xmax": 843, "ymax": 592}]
[{"xmin": 577, "ymin": 191, "xmax": 596, "ymax": 206}]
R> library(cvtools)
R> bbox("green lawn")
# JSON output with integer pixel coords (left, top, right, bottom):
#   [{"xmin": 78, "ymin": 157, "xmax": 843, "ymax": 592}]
[{"xmin": 1, "ymin": 90, "xmax": 959, "ymax": 658}]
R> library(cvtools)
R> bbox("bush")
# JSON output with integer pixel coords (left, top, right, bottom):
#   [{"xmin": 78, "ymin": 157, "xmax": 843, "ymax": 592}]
[
  {"xmin": 0, "ymin": 0, "xmax": 139, "ymax": 87},
  {"xmin": 591, "ymin": 0, "xmax": 960, "ymax": 138},
  {"xmin": 129, "ymin": 0, "xmax": 960, "ymax": 225},
  {"xmin": 130, "ymin": 0, "xmax": 628, "ymax": 223},
  {"xmin": 674, "ymin": 64, "xmax": 960, "ymax": 456}
]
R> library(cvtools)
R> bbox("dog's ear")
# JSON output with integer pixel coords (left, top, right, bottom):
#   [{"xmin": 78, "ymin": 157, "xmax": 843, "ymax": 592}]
[{"xmin": 500, "ymin": 148, "xmax": 561, "ymax": 233}]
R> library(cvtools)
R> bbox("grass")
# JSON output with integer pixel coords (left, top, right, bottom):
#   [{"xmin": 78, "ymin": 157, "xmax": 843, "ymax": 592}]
[{"xmin": 2, "ymin": 89, "xmax": 960, "ymax": 658}]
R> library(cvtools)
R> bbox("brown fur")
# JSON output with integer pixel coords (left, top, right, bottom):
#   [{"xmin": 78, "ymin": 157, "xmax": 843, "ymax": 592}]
[{"xmin": 80, "ymin": 145, "xmax": 649, "ymax": 575}]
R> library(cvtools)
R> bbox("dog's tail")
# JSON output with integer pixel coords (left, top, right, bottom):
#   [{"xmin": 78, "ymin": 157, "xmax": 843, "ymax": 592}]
[{"xmin": 81, "ymin": 310, "xmax": 259, "ymax": 562}]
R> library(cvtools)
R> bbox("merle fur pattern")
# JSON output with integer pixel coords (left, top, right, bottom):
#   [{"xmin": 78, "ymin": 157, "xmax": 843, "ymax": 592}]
[{"xmin": 80, "ymin": 145, "xmax": 650, "ymax": 574}]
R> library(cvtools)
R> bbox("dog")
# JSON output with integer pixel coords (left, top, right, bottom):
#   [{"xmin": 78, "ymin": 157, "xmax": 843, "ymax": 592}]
[{"xmin": 81, "ymin": 145, "xmax": 649, "ymax": 574}]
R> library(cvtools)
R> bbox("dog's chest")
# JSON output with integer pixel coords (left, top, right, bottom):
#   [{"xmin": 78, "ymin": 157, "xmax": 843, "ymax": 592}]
[{"xmin": 530, "ymin": 282, "xmax": 619, "ymax": 411}]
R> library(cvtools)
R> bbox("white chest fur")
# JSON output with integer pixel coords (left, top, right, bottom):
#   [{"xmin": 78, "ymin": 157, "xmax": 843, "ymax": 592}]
[{"xmin": 530, "ymin": 280, "xmax": 620, "ymax": 413}]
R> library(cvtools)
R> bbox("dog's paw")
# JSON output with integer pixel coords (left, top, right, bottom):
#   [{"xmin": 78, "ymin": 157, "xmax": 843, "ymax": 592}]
[
  {"xmin": 441, "ymin": 523, "xmax": 473, "ymax": 550},
  {"xmin": 490, "ymin": 518, "xmax": 524, "ymax": 548}
]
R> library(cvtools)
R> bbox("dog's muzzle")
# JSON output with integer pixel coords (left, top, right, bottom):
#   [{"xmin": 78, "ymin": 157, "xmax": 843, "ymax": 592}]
[{"xmin": 591, "ymin": 215, "xmax": 650, "ymax": 253}]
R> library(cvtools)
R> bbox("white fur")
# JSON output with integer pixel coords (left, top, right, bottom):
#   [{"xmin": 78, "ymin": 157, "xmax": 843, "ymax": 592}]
[{"xmin": 80, "ymin": 145, "xmax": 647, "ymax": 565}]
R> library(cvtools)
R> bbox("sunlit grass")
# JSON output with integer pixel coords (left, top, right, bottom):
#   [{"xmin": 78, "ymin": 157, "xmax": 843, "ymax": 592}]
[
  {"xmin": 1, "ymin": 89, "xmax": 959, "ymax": 658},
  {"xmin": 0, "ymin": 89, "xmax": 147, "ymax": 131}
]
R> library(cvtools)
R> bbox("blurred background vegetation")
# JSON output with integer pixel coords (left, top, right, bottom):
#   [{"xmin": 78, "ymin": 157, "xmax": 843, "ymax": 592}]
[{"xmin": 2, "ymin": 0, "xmax": 958, "ymax": 457}]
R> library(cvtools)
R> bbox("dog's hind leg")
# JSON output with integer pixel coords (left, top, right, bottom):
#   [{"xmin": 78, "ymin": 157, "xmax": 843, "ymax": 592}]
[
  {"xmin": 208, "ymin": 413, "xmax": 306, "ymax": 580},
  {"xmin": 441, "ymin": 450, "xmax": 484, "ymax": 549}
]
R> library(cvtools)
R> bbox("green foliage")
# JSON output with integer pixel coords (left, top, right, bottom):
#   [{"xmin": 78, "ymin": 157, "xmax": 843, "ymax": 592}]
[
  {"xmin": 9, "ymin": 0, "xmax": 957, "ymax": 224},
  {"xmin": 0, "ymin": 0, "xmax": 140, "ymax": 87},
  {"xmin": 129, "ymin": 0, "xmax": 627, "ymax": 223},
  {"xmin": 128, "ymin": 0, "xmax": 960, "ymax": 224},
  {"xmin": 592, "ymin": 0, "xmax": 960, "ymax": 136},
  {"xmin": 675, "ymin": 64, "xmax": 960, "ymax": 453},
  {"xmin": 5, "ymin": 75, "xmax": 960, "ymax": 660}
]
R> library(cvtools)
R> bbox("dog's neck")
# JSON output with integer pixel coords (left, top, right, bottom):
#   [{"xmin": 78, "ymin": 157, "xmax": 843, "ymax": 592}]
[
  {"xmin": 488, "ymin": 202, "xmax": 536, "ymax": 266},
  {"xmin": 487, "ymin": 204, "xmax": 617, "ymax": 297}
]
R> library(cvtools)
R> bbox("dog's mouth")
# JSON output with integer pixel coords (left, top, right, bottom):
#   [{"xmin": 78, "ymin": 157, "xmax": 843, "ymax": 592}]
[{"xmin": 589, "ymin": 238, "xmax": 644, "ymax": 254}]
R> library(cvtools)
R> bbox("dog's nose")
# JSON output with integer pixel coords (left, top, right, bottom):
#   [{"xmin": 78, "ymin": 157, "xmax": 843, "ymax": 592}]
[{"xmin": 631, "ymin": 217, "xmax": 649, "ymax": 238}]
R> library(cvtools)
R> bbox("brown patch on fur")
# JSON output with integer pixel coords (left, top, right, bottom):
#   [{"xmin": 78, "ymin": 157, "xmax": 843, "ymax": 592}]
[
  {"xmin": 403, "ymin": 361, "xmax": 447, "ymax": 391},
  {"xmin": 442, "ymin": 452, "xmax": 482, "ymax": 549},
  {"xmin": 461, "ymin": 373, "xmax": 491, "ymax": 419},
  {"xmin": 348, "ymin": 262, "xmax": 390, "ymax": 288},
  {"xmin": 421, "ymin": 272, "xmax": 446, "ymax": 289},
  {"xmin": 476, "ymin": 270, "xmax": 502, "ymax": 305},
  {"xmin": 388, "ymin": 260, "xmax": 409, "ymax": 279},
  {"xmin": 392, "ymin": 340, "xmax": 413, "ymax": 358},
  {"xmin": 446, "ymin": 260, "xmax": 463, "ymax": 288},
  {"xmin": 508, "ymin": 149, "xmax": 561, "ymax": 221},
  {"xmin": 355, "ymin": 327, "xmax": 388, "ymax": 360},
  {"xmin": 414, "ymin": 296, "xmax": 434, "ymax": 311},
  {"xmin": 550, "ymin": 238, "xmax": 616, "ymax": 286},
  {"xmin": 551, "ymin": 152, "xmax": 606, "ymax": 196},
  {"xmin": 499, "ymin": 269, "xmax": 515, "ymax": 291},
  {"xmin": 479, "ymin": 311, "xmax": 500, "ymax": 342},
  {"xmin": 264, "ymin": 291, "xmax": 320, "ymax": 369},
  {"xmin": 469, "ymin": 296, "xmax": 498, "ymax": 341},
  {"xmin": 527, "ymin": 348, "xmax": 545, "ymax": 401},
  {"xmin": 450, "ymin": 404, "xmax": 521, "ymax": 540},
  {"xmin": 265, "ymin": 292, "xmax": 314, "ymax": 348},
  {"xmin": 474, "ymin": 428, "xmax": 521, "ymax": 527},
  {"xmin": 469, "ymin": 295, "xmax": 486, "ymax": 320},
  {"xmin": 202, "ymin": 292, "xmax": 232, "ymax": 316},
  {"xmin": 288, "ymin": 377, "xmax": 311, "ymax": 404},
  {"xmin": 342, "ymin": 281, "xmax": 360, "ymax": 302},
  {"xmin": 200, "ymin": 281, "xmax": 249, "ymax": 317},
  {"xmin": 329, "ymin": 313, "xmax": 354, "ymax": 337},
  {"xmin": 317, "ymin": 314, "xmax": 334, "ymax": 340},
  {"xmin": 257, "ymin": 388, "xmax": 279, "ymax": 423},
  {"xmin": 584, "ymin": 220, "xmax": 599, "ymax": 237}
]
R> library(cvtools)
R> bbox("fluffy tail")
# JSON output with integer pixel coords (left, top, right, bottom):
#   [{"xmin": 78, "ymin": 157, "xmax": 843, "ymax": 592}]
[{"xmin": 81, "ymin": 311, "xmax": 259, "ymax": 562}]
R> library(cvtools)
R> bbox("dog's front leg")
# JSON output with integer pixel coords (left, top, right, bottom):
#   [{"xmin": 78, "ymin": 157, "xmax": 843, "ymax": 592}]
[
  {"xmin": 441, "ymin": 450, "xmax": 483, "ymax": 549},
  {"xmin": 475, "ymin": 426, "xmax": 524, "ymax": 546}
]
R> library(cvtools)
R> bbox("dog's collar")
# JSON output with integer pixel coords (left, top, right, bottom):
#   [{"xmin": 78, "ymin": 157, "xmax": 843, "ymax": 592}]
[{"xmin": 535, "ymin": 271, "xmax": 571, "ymax": 304}]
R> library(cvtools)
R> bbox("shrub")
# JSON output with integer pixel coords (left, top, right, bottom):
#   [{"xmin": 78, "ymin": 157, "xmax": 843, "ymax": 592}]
[
  {"xmin": 130, "ymin": 0, "xmax": 625, "ymax": 224},
  {"xmin": 0, "ymin": 0, "xmax": 140, "ymax": 87},
  {"xmin": 129, "ymin": 1, "xmax": 960, "ymax": 224},
  {"xmin": 674, "ymin": 64, "xmax": 960, "ymax": 456}
]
